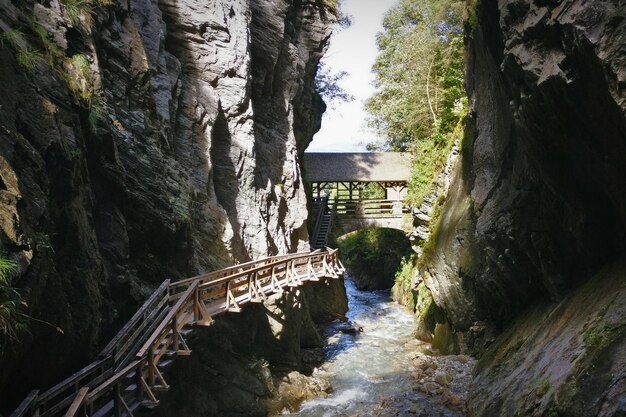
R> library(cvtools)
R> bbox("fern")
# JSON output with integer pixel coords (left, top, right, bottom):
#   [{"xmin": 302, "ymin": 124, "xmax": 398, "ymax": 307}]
[
  {"xmin": 0, "ymin": 256, "xmax": 17, "ymax": 287},
  {"xmin": 61, "ymin": 0, "xmax": 94, "ymax": 24},
  {"xmin": 0, "ymin": 254, "xmax": 23, "ymax": 345},
  {"xmin": 0, "ymin": 29, "xmax": 24, "ymax": 49},
  {"xmin": 71, "ymin": 53, "xmax": 90, "ymax": 75},
  {"xmin": 17, "ymin": 48, "xmax": 44, "ymax": 70},
  {"xmin": 88, "ymin": 94, "xmax": 108, "ymax": 130}
]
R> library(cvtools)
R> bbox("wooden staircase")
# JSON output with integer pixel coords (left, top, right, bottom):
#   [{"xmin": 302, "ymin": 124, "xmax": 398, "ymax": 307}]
[
  {"xmin": 10, "ymin": 250, "xmax": 344, "ymax": 417},
  {"xmin": 310, "ymin": 197, "xmax": 335, "ymax": 249}
]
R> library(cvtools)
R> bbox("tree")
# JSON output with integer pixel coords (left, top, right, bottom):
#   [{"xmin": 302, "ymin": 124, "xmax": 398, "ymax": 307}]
[
  {"xmin": 365, "ymin": 0, "xmax": 466, "ymax": 205},
  {"xmin": 315, "ymin": 61, "xmax": 355, "ymax": 108}
]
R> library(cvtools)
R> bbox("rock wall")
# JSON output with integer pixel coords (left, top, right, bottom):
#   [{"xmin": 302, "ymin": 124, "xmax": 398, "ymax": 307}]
[
  {"xmin": 422, "ymin": 0, "xmax": 626, "ymax": 349},
  {"xmin": 418, "ymin": 0, "xmax": 626, "ymax": 414},
  {"xmin": 0, "ymin": 0, "xmax": 335, "ymax": 411}
]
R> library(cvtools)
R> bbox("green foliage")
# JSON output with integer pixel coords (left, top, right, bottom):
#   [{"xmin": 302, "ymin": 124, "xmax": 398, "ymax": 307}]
[
  {"xmin": 366, "ymin": 0, "xmax": 467, "ymax": 207},
  {"xmin": 72, "ymin": 53, "xmax": 90, "ymax": 75},
  {"xmin": 25, "ymin": 17, "xmax": 63, "ymax": 65},
  {"xmin": 360, "ymin": 182, "xmax": 386, "ymax": 200},
  {"xmin": 0, "ymin": 29, "xmax": 24, "ymax": 49},
  {"xmin": 337, "ymin": 228, "xmax": 412, "ymax": 289},
  {"xmin": 61, "ymin": 0, "xmax": 94, "ymax": 24},
  {"xmin": 88, "ymin": 94, "xmax": 108, "ymax": 130},
  {"xmin": 0, "ymin": 255, "xmax": 27, "ymax": 346},
  {"xmin": 533, "ymin": 376, "xmax": 551, "ymax": 397},
  {"xmin": 466, "ymin": 0, "xmax": 481, "ymax": 33},
  {"xmin": 17, "ymin": 48, "xmax": 44, "ymax": 70},
  {"xmin": 0, "ymin": 256, "xmax": 17, "ymax": 287},
  {"xmin": 583, "ymin": 321, "xmax": 614, "ymax": 352},
  {"xmin": 391, "ymin": 254, "xmax": 418, "ymax": 310},
  {"xmin": 315, "ymin": 61, "xmax": 355, "ymax": 108},
  {"xmin": 64, "ymin": 53, "xmax": 94, "ymax": 101}
]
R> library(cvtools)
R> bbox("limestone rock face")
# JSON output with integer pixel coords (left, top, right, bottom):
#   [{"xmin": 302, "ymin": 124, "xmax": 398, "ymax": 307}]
[
  {"xmin": 423, "ymin": 0, "xmax": 626, "ymax": 345},
  {"xmin": 0, "ymin": 0, "xmax": 333, "ymax": 410}
]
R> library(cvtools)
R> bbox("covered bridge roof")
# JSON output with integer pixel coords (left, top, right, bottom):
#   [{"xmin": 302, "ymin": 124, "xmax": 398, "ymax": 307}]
[{"xmin": 303, "ymin": 152, "xmax": 413, "ymax": 182}]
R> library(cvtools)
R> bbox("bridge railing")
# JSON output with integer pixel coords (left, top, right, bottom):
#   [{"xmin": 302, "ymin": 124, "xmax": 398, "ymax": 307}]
[
  {"xmin": 10, "ymin": 249, "xmax": 344, "ymax": 417},
  {"xmin": 335, "ymin": 199, "xmax": 408, "ymax": 218}
]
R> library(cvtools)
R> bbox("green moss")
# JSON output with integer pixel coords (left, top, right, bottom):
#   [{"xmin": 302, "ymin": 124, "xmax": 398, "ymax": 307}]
[
  {"xmin": 465, "ymin": 0, "xmax": 481, "ymax": 33},
  {"xmin": 533, "ymin": 376, "xmax": 550, "ymax": 397},
  {"xmin": 406, "ymin": 137, "xmax": 456, "ymax": 208},
  {"xmin": 431, "ymin": 322, "xmax": 456, "ymax": 354},
  {"xmin": 583, "ymin": 321, "xmax": 615, "ymax": 352},
  {"xmin": 391, "ymin": 255, "xmax": 418, "ymax": 310},
  {"xmin": 337, "ymin": 228, "xmax": 412, "ymax": 290},
  {"xmin": 413, "ymin": 281, "xmax": 451, "ymax": 343}
]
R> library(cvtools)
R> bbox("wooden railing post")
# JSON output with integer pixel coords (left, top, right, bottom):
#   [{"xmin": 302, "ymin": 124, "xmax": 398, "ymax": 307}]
[
  {"xmin": 172, "ymin": 312, "xmax": 179, "ymax": 352},
  {"xmin": 114, "ymin": 383, "xmax": 121, "ymax": 417},
  {"xmin": 193, "ymin": 286, "xmax": 200, "ymax": 322},
  {"xmin": 10, "ymin": 250, "xmax": 341, "ymax": 417},
  {"xmin": 148, "ymin": 347, "xmax": 155, "ymax": 388}
]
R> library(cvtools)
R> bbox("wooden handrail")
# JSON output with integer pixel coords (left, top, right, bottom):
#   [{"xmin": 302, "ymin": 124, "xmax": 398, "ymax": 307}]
[
  {"xmin": 169, "ymin": 252, "xmax": 303, "ymax": 291},
  {"xmin": 193, "ymin": 250, "xmax": 324, "ymax": 290},
  {"xmin": 11, "ymin": 249, "xmax": 343, "ymax": 417},
  {"xmin": 136, "ymin": 281, "xmax": 199, "ymax": 358},
  {"xmin": 9, "ymin": 390, "xmax": 39, "ymax": 417},
  {"xmin": 63, "ymin": 388, "xmax": 89, "ymax": 417},
  {"xmin": 86, "ymin": 360, "xmax": 142, "ymax": 402},
  {"xmin": 99, "ymin": 279, "xmax": 170, "ymax": 359},
  {"xmin": 35, "ymin": 356, "xmax": 112, "ymax": 406}
]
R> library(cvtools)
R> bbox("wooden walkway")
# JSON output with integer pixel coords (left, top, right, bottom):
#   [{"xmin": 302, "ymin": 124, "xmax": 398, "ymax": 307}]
[{"xmin": 10, "ymin": 249, "xmax": 344, "ymax": 417}]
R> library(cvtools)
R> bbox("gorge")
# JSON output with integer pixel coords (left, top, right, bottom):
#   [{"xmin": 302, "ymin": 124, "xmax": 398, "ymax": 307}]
[{"xmin": 1, "ymin": 0, "xmax": 625, "ymax": 416}]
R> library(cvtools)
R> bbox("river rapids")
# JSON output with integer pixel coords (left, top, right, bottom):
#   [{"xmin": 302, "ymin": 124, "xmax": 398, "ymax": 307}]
[{"xmin": 282, "ymin": 279, "xmax": 475, "ymax": 417}]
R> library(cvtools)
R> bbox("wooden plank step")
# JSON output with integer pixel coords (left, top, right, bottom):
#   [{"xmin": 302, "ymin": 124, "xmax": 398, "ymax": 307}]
[
  {"xmin": 92, "ymin": 399, "xmax": 114, "ymax": 417},
  {"xmin": 157, "ymin": 359, "xmax": 174, "ymax": 370},
  {"xmin": 141, "ymin": 399, "xmax": 159, "ymax": 410},
  {"xmin": 124, "ymin": 383, "xmax": 138, "ymax": 393},
  {"xmin": 152, "ymin": 384, "xmax": 170, "ymax": 392}
]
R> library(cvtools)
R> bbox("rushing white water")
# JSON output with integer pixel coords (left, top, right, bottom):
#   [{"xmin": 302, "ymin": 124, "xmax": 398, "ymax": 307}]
[{"xmin": 284, "ymin": 279, "xmax": 416, "ymax": 416}]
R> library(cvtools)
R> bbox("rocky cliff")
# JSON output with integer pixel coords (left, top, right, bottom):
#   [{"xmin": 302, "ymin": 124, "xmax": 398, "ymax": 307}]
[
  {"xmin": 0, "ymin": 0, "xmax": 336, "ymax": 411},
  {"xmin": 418, "ymin": 0, "xmax": 625, "ymax": 414}
]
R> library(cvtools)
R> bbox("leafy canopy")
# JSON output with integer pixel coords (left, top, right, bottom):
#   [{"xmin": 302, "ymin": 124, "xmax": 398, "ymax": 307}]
[{"xmin": 365, "ymin": 0, "xmax": 466, "ymax": 206}]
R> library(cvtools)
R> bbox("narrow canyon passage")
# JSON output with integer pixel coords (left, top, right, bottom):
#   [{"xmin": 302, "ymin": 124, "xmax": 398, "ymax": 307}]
[{"xmin": 283, "ymin": 278, "xmax": 475, "ymax": 417}]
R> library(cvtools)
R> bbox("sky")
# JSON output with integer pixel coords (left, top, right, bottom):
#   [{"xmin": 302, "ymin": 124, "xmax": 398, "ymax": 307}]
[{"xmin": 307, "ymin": 0, "xmax": 398, "ymax": 152}]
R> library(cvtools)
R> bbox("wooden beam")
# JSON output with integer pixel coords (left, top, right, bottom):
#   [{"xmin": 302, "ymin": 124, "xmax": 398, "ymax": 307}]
[
  {"xmin": 9, "ymin": 390, "xmax": 39, "ymax": 417},
  {"xmin": 63, "ymin": 388, "xmax": 89, "ymax": 417}
]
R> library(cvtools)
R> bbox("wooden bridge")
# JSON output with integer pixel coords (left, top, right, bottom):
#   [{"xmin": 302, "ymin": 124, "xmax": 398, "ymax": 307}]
[
  {"xmin": 305, "ymin": 153, "xmax": 413, "ymax": 238},
  {"xmin": 309, "ymin": 197, "xmax": 411, "ymax": 246},
  {"xmin": 10, "ymin": 250, "xmax": 344, "ymax": 417}
]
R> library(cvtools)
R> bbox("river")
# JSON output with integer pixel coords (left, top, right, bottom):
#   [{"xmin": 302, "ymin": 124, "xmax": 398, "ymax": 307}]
[{"xmin": 282, "ymin": 278, "xmax": 474, "ymax": 417}]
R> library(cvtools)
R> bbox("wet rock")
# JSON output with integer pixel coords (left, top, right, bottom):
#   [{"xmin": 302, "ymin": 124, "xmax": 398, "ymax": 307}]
[
  {"xmin": 264, "ymin": 370, "xmax": 332, "ymax": 415},
  {"xmin": 434, "ymin": 371, "xmax": 453, "ymax": 386},
  {"xmin": 338, "ymin": 320, "xmax": 364, "ymax": 334}
]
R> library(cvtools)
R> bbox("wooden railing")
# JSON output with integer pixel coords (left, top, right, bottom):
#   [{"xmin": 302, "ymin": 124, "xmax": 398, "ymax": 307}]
[
  {"xmin": 335, "ymin": 199, "xmax": 408, "ymax": 218},
  {"xmin": 10, "ymin": 249, "xmax": 344, "ymax": 417}
]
